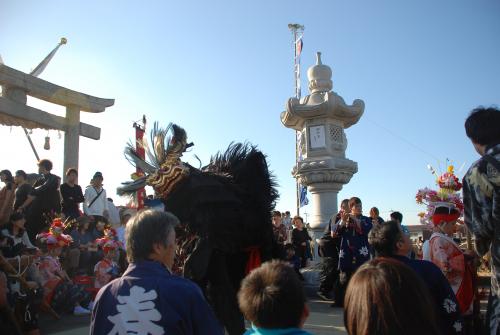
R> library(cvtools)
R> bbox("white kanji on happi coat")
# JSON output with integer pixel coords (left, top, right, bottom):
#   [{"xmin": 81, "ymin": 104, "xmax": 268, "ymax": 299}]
[{"xmin": 107, "ymin": 286, "xmax": 163, "ymax": 335}]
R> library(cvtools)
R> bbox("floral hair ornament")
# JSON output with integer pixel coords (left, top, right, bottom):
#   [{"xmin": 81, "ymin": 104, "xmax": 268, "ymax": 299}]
[
  {"xmin": 36, "ymin": 217, "xmax": 73, "ymax": 249},
  {"xmin": 96, "ymin": 228, "xmax": 122, "ymax": 253},
  {"xmin": 416, "ymin": 162, "xmax": 464, "ymax": 227}
]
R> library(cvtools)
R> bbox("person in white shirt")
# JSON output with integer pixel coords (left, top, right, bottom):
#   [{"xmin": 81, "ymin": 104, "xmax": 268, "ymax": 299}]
[
  {"xmin": 116, "ymin": 208, "xmax": 134, "ymax": 250},
  {"xmin": 83, "ymin": 172, "xmax": 109, "ymax": 228},
  {"xmin": 106, "ymin": 198, "xmax": 121, "ymax": 227}
]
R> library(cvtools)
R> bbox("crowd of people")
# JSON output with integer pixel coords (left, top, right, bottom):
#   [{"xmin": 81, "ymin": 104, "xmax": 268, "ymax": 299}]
[
  {"xmin": 0, "ymin": 164, "xmax": 133, "ymax": 334},
  {"xmin": 271, "ymin": 210, "xmax": 313, "ymax": 276},
  {"xmin": 0, "ymin": 106, "xmax": 498, "ymax": 335},
  {"xmin": 321, "ymin": 106, "xmax": 499, "ymax": 335}
]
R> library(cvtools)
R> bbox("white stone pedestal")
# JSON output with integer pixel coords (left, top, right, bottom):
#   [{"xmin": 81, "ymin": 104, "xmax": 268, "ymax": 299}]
[
  {"xmin": 309, "ymin": 184, "xmax": 339, "ymax": 230},
  {"xmin": 281, "ymin": 52, "xmax": 364, "ymax": 236},
  {"xmin": 281, "ymin": 52, "xmax": 365, "ymax": 288}
]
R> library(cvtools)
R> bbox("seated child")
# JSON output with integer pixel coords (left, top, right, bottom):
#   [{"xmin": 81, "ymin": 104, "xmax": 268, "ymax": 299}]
[
  {"xmin": 237, "ymin": 260, "xmax": 312, "ymax": 334},
  {"xmin": 283, "ymin": 243, "xmax": 303, "ymax": 280},
  {"xmin": 94, "ymin": 228, "xmax": 121, "ymax": 288},
  {"xmin": 37, "ymin": 218, "xmax": 92, "ymax": 315}
]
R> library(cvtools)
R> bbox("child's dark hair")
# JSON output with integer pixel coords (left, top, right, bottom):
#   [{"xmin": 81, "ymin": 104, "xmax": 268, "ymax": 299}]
[{"xmin": 238, "ymin": 260, "xmax": 306, "ymax": 328}]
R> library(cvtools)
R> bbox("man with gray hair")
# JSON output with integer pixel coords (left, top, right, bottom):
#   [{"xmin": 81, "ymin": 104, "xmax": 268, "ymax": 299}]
[{"xmin": 90, "ymin": 210, "xmax": 222, "ymax": 334}]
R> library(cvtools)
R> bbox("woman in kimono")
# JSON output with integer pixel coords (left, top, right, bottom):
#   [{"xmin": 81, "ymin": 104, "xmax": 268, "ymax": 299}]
[{"xmin": 425, "ymin": 204, "xmax": 475, "ymax": 331}]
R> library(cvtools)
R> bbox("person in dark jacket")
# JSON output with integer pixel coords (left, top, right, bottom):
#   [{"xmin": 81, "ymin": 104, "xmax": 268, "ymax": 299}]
[
  {"xmin": 13, "ymin": 170, "xmax": 32, "ymax": 212},
  {"xmin": 18, "ymin": 159, "xmax": 61, "ymax": 242},
  {"xmin": 91, "ymin": 210, "xmax": 222, "ymax": 335},
  {"xmin": 291, "ymin": 216, "xmax": 311, "ymax": 268},
  {"xmin": 369, "ymin": 220, "xmax": 463, "ymax": 335},
  {"xmin": 331, "ymin": 197, "xmax": 373, "ymax": 306},
  {"xmin": 317, "ymin": 199, "xmax": 348, "ymax": 302},
  {"xmin": 60, "ymin": 168, "xmax": 84, "ymax": 220}
]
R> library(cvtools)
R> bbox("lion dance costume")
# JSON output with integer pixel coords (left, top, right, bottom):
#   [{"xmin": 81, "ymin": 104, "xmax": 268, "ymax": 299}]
[{"xmin": 118, "ymin": 122, "xmax": 278, "ymax": 334}]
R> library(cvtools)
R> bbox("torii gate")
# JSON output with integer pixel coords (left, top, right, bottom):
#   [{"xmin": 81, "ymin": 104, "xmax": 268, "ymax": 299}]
[{"xmin": 0, "ymin": 64, "xmax": 114, "ymax": 173}]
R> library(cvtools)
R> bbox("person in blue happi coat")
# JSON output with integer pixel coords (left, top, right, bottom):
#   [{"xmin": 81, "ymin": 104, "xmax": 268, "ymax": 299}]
[
  {"xmin": 331, "ymin": 197, "xmax": 372, "ymax": 306},
  {"xmin": 90, "ymin": 209, "xmax": 223, "ymax": 335},
  {"xmin": 369, "ymin": 220, "xmax": 464, "ymax": 335}
]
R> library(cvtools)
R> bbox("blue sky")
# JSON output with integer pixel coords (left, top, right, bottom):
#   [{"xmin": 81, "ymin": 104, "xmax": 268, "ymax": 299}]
[{"xmin": 1, "ymin": 1, "xmax": 499, "ymax": 224}]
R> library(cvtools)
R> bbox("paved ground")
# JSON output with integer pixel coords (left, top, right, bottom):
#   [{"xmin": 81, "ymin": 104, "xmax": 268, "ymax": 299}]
[
  {"xmin": 39, "ymin": 288, "xmax": 346, "ymax": 334},
  {"xmin": 36, "ymin": 273, "xmax": 491, "ymax": 334},
  {"xmin": 303, "ymin": 297, "xmax": 346, "ymax": 334}
]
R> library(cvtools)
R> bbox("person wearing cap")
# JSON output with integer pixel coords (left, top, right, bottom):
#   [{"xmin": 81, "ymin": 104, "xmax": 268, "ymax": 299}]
[{"xmin": 83, "ymin": 172, "xmax": 109, "ymax": 227}]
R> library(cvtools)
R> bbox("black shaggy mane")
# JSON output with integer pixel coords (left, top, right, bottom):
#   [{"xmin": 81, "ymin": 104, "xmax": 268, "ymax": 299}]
[{"xmin": 204, "ymin": 142, "xmax": 279, "ymax": 214}]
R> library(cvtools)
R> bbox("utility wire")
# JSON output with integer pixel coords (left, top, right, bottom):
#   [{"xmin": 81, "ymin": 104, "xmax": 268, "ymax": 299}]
[{"xmin": 364, "ymin": 115, "xmax": 444, "ymax": 167}]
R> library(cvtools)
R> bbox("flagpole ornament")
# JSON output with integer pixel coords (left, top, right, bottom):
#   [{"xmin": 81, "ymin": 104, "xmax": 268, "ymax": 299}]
[
  {"xmin": 60, "ymin": 37, "xmax": 67, "ymax": 45},
  {"xmin": 288, "ymin": 23, "xmax": 305, "ymax": 30},
  {"xmin": 281, "ymin": 52, "xmax": 365, "ymax": 245}
]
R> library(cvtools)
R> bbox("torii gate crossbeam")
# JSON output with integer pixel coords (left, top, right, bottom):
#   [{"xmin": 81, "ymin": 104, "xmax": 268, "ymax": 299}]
[{"xmin": 0, "ymin": 64, "xmax": 114, "ymax": 174}]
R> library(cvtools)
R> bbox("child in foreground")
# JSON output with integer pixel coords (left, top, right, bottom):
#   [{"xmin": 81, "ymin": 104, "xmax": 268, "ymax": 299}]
[{"xmin": 237, "ymin": 260, "xmax": 312, "ymax": 335}]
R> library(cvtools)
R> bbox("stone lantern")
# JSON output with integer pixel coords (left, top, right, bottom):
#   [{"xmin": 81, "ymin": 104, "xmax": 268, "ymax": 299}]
[{"xmin": 280, "ymin": 52, "xmax": 365, "ymax": 243}]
